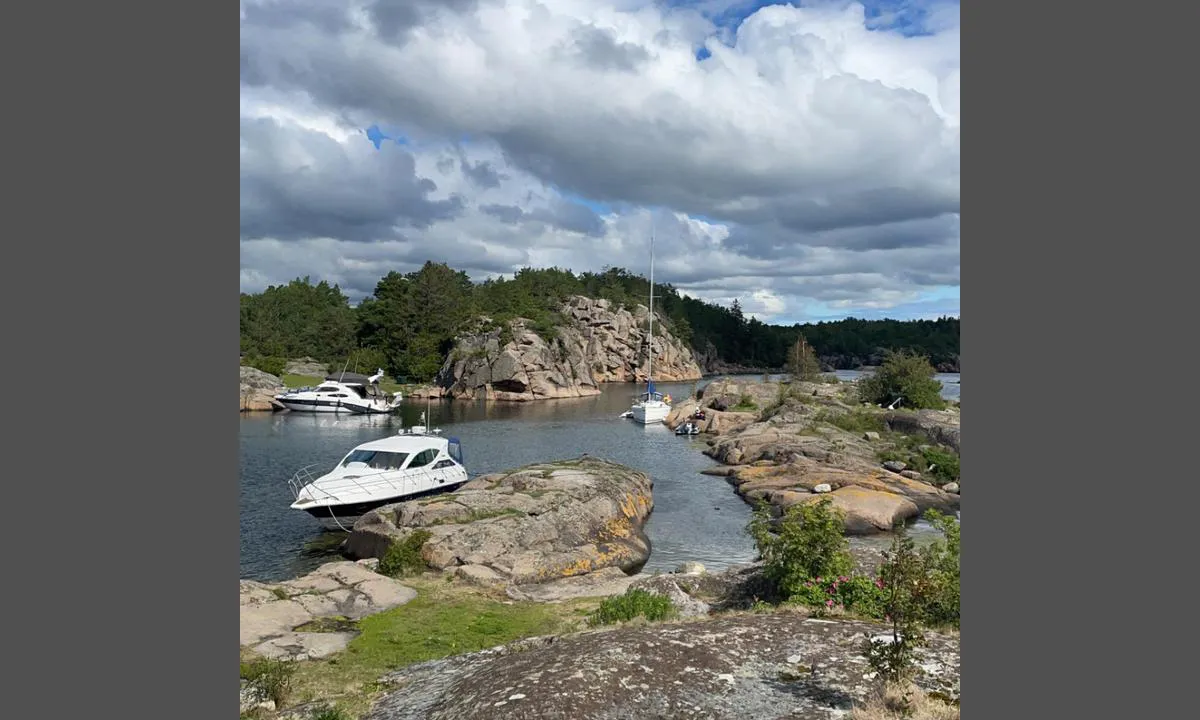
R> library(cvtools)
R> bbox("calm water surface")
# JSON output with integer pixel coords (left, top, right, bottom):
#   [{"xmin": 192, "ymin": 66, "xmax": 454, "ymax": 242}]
[{"xmin": 240, "ymin": 373, "xmax": 960, "ymax": 581}]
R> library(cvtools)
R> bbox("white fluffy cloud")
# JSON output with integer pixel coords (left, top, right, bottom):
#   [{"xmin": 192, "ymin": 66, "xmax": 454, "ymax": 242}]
[{"xmin": 239, "ymin": 0, "xmax": 960, "ymax": 322}]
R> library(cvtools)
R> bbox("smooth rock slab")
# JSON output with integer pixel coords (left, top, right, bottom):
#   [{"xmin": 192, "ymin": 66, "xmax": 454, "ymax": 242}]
[
  {"xmin": 455, "ymin": 564, "xmax": 508, "ymax": 587},
  {"xmin": 254, "ymin": 631, "xmax": 360, "ymax": 661},
  {"xmin": 365, "ymin": 613, "xmax": 959, "ymax": 720},
  {"xmin": 240, "ymin": 561, "xmax": 417, "ymax": 651},
  {"xmin": 241, "ymin": 600, "xmax": 312, "ymax": 647},
  {"xmin": 802, "ymin": 486, "xmax": 920, "ymax": 534},
  {"xmin": 506, "ymin": 566, "xmax": 638, "ymax": 603}
]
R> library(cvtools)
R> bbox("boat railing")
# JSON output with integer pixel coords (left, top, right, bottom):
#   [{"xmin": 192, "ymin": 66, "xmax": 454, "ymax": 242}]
[{"xmin": 287, "ymin": 464, "xmax": 322, "ymax": 501}]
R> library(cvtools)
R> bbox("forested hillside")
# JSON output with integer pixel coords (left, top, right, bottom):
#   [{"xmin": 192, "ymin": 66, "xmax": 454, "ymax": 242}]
[{"xmin": 239, "ymin": 263, "xmax": 959, "ymax": 381}]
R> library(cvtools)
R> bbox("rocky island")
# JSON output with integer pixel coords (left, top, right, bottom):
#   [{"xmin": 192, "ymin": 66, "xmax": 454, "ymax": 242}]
[
  {"xmin": 665, "ymin": 377, "xmax": 960, "ymax": 535},
  {"xmin": 341, "ymin": 456, "xmax": 655, "ymax": 585},
  {"xmin": 418, "ymin": 295, "xmax": 702, "ymax": 401}
]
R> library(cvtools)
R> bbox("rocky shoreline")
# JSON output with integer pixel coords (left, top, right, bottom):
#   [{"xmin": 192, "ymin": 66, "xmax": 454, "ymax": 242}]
[
  {"xmin": 241, "ymin": 557, "xmax": 959, "ymax": 719},
  {"xmin": 662, "ymin": 377, "xmax": 961, "ymax": 535},
  {"xmin": 240, "ymin": 377, "xmax": 961, "ymax": 718}
]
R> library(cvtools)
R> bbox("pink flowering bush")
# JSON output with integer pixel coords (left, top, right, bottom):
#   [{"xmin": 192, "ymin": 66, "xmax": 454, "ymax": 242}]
[
  {"xmin": 786, "ymin": 575, "xmax": 888, "ymax": 618},
  {"xmin": 748, "ymin": 498, "xmax": 854, "ymax": 598},
  {"xmin": 747, "ymin": 499, "xmax": 960, "ymax": 632}
]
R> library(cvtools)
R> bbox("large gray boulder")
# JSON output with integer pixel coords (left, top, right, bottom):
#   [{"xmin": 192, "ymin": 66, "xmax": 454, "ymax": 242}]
[
  {"xmin": 240, "ymin": 365, "xmax": 283, "ymax": 412},
  {"xmin": 342, "ymin": 456, "xmax": 655, "ymax": 585}
]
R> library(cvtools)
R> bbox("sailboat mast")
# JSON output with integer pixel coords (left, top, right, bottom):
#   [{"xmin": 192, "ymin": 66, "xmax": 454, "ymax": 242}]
[{"xmin": 648, "ymin": 229, "xmax": 655, "ymax": 392}]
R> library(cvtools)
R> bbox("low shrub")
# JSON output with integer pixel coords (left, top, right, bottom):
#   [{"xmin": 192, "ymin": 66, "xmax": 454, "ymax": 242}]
[
  {"xmin": 787, "ymin": 574, "xmax": 887, "ymax": 618},
  {"xmin": 587, "ymin": 588, "xmax": 676, "ymax": 626},
  {"xmin": 244, "ymin": 354, "xmax": 287, "ymax": 378},
  {"xmin": 817, "ymin": 408, "xmax": 887, "ymax": 435},
  {"xmin": 879, "ymin": 444, "xmax": 960, "ymax": 486},
  {"xmin": 732, "ymin": 394, "xmax": 758, "ymax": 412},
  {"xmin": 313, "ymin": 705, "xmax": 350, "ymax": 720},
  {"xmin": 918, "ymin": 510, "xmax": 960, "ymax": 628},
  {"xmin": 749, "ymin": 498, "xmax": 855, "ymax": 598},
  {"xmin": 850, "ymin": 681, "xmax": 960, "ymax": 720},
  {"xmin": 240, "ymin": 657, "xmax": 297, "ymax": 708},
  {"xmin": 857, "ymin": 350, "xmax": 946, "ymax": 410},
  {"xmin": 866, "ymin": 528, "xmax": 929, "ymax": 683},
  {"xmin": 377, "ymin": 529, "xmax": 433, "ymax": 578}
]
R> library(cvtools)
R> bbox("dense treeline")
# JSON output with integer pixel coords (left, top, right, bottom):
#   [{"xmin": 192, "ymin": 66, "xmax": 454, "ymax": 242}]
[{"xmin": 239, "ymin": 263, "xmax": 960, "ymax": 381}]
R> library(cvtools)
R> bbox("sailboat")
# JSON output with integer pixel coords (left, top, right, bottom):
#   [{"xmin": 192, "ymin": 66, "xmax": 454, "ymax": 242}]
[{"xmin": 628, "ymin": 229, "xmax": 672, "ymax": 425}]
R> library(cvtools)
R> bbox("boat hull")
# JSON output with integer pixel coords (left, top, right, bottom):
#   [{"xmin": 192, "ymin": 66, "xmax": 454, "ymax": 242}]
[
  {"xmin": 298, "ymin": 478, "xmax": 469, "ymax": 531},
  {"xmin": 631, "ymin": 402, "xmax": 670, "ymax": 425},
  {"xmin": 276, "ymin": 397, "xmax": 397, "ymax": 414},
  {"xmin": 275, "ymin": 397, "xmax": 354, "ymax": 413}
]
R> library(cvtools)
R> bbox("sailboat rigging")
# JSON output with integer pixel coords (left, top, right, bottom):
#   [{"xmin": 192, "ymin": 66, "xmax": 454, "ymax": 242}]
[{"xmin": 627, "ymin": 227, "xmax": 672, "ymax": 425}]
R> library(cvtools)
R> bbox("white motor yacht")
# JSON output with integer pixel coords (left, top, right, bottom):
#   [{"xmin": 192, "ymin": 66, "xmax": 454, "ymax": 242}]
[
  {"xmin": 287, "ymin": 427, "xmax": 467, "ymax": 531},
  {"xmin": 274, "ymin": 369, "xmax": 402, "ymax": 414}
]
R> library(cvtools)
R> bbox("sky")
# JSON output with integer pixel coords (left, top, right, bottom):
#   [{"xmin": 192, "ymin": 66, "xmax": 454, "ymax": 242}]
[{"xmin": 239, "ymin": 0, "xmax": 960, "ymax": 324}]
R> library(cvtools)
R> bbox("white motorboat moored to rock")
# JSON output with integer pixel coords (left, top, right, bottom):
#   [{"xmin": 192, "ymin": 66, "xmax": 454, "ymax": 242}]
[{"xmin": 288, "ymin": 424, "xmax": 467, "ymax": 531}]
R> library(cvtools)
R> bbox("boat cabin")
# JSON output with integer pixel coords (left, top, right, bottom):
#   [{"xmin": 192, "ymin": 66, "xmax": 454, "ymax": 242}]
[
  {"xmin": 334, "ymin": 435, "xmax": 465, "ymax": 477},
  {"xmin": 322, "ymin": 372, "xmax": 384, "ymax": 398}
]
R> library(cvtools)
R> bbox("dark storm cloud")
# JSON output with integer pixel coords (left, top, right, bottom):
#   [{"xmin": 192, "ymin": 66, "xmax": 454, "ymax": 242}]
[
  {"xmin": 481, "ymin": 204, "xmax": 526, "ymax": 223},
  {"xmin": 460, "ymin": 158, "xmax": 504, "ymax": 188},
  {"xmin": 719, "ymin": 214, "xmax": 959, "ymax": 258},
  {"xmin": 770, "ymin": 187, "xmax": 961, "ymax": 234},
  {"xmin": 239, "ymin": 117, "xmax": 465, "ymax": 242},
  {"xmin": 481, "ymin": 199, "xmax": 605, "ymax": 236}
]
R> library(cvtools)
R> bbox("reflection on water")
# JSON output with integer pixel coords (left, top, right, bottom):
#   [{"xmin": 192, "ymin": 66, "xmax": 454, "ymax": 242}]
[{"xmin": 240, "ymin": 373, "xmax": 960, "ymax": 581}]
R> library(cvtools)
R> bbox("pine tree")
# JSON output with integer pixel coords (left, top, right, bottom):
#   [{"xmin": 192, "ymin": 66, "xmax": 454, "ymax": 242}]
[{"xmin": 787, "ymin": 334, "xmax": 822, "ymax": 381}]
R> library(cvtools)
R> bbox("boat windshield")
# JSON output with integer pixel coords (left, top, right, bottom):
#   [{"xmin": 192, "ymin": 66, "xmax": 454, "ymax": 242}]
[{"xmin": 340, "ymin": 449, "xmax": 410, "ymax": 471}]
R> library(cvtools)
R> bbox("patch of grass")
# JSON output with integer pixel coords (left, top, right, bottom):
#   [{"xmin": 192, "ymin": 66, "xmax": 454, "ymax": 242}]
[
  {"xmin": 429, "ymin": 508, "xmax": 525, "ymax": 526},
  {"xmin": 288, "ymin": 576, "xmax": 599, "ymax": 717},
  {"xmin": 377, "ymin": 530, "xmax": 432, "ymax": 578},
  {"xmin": 850, "ymin": 681, "xmax": 960, "ymax": 720},
  {"xmin": 313, "ymin": 705, "xmax": 351, "ymax": 720},
  {"xmin": 282, "ymin": 373, "xmax": 324, "ymax": 389},
  {"xmin": 378, "ymin": 380, "xmax": 414, "ymax": 395},
  {"xmin": 878, "ymin": 442, "xmax": 960, "ymax": 485},
  {"xmin": 521, "ymin": 489, "xmax": 551, "ymax": 499},
  {"xmin": 587, "ymin": 588, "xmax": 676, "ymax": 626},
  {"xmin": 271, "ymin": 587, "xmax": 289, "ymax": 601},
  {"xmin": 815, "ymin": 408, "xmax": 887, "ymax": 435},
  {"xmin": 241, "ymin": 657, "xmax": 298, "ymax": 708},
  {"xmin": 731, "ymin": 393, "xmax": 759, "ymax": 412}
]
